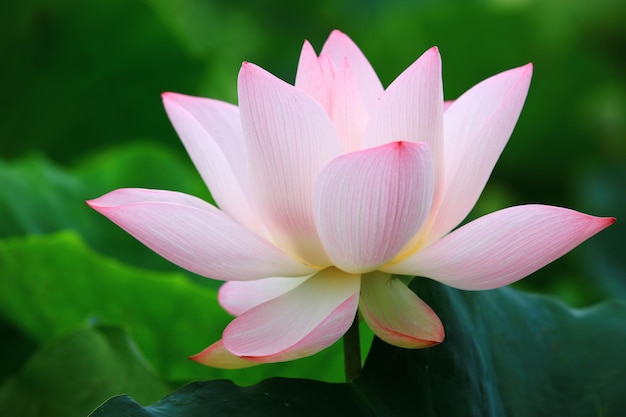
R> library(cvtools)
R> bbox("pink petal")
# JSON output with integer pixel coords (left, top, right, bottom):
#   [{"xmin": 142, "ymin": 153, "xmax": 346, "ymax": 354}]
[
  {"xmin": 222, "ymin": 268, "xmax": 360, "ymax": 362},
  {"xmin": 383, "ymin": 205, "xmax": 615, "ymax": 290},
  {"xmin": 218, "ymin": 276, "xmax": 310, "ymax": 316},
  {"xmin": 190, "ymin": 340, "xmax": 258, "ymax": 369},
  {"xmin": 329, "ymin": 58, "xmax": 369, "ymax": 152},
  {"xmin": 162, "ymin": 93, "xmax": 268, "ymax": 237},
  {"xmin": 314, "ymin": 141, "xmax": 434, "ymax": 274},
  {"xmin": 294, "ymin": 40, "xmax": 333, "ymax": 113},
  {"xmin": 321, "ymin": 30, "xmax": 383, "ymax": 111},
  {"xmin": 238, "ymin": 62, "xmax": 342, "ymax": 266},
  {"xmin": 359, "ymin": 271, "xmax": 444, "ymax": 348},
  {"xmin": 87, "ymin": 188, "xmax": 315, "ymax": 281},
  {"xmin": 428, "ymin": 64, "xmax": 533, "ymax": 243},
  {"xmin": 362, "ymin": 47, "xmax": 444, "ymax": 170}
]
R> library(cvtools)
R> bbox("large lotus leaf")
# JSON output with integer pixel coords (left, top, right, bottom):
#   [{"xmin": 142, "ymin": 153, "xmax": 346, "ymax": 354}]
[
  {"xmin": 91, "ymin": 279, "xmax": 626, "ymax": 416},
  {"xmin": 0, "ymin": 231, "xmax": 370, "ymax": 385},
  {"xmin": 0, "ymin": 145, "xmax": 212, "ymax": 273},
  {"xmin": 0, "ymin": 326, "xmax": 168, "ymax": 417}
]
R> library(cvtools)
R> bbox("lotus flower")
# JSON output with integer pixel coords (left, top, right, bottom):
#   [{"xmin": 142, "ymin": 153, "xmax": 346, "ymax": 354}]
[{"xmin": 88, "ymin": 30, "xmax": 614, "ymax": 368}]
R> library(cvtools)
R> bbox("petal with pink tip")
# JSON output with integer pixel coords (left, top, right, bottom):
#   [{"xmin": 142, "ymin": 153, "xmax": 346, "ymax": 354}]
[
  {"xmin": 362, "ymin": 47, "xmax": 444, "ymax": 168},
  {"xmin": 190, "ymin": 340, "xmax": 258, "ymax": 369},
  {"xmin": 162, "ymin": 93, "xmax": 267, "ymax": 237},
  {"xmin": 222, "ymin": 268, "xmax": 360, "ymax": 362},
  {"xmin": 238, "ymin": 63, "xmax": 342, "ymax": 266},
  {"xmin": 383, "ymin": 205, "xmax": 615, "ymax": 290},
  {"xmin": 329, "ymin": 58, "xmax": 369, "ymax": 152},
  {"xmin": 359, "ymin": 271, "xmax": 444, "ymax": 348},
  {"xmin": 321, "ymin": 30, "xmax": 383, "ymax": 110},
  {"xmin": 294, "ymin": 40, "xmax": 333, "ymax": 113},
  {"xmin": 314, "ymin": 141, "xmax": 434, "ymax": 274},
  {"xmin": 87, "ymin": 188, "xmax": 315, "ymax": 281},
  {"xmin": 428, "ymin": 64, "xmax": 533, "ymax": 242},
  {"xmin": 218, "ymin": 276, "xmax": 310, "ymax": 316}
]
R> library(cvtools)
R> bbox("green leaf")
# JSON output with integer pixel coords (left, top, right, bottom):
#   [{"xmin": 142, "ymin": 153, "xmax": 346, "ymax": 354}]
[
  {"xmin": 0, "ymin": 326, "xmax": 168, "ymax": 417},
  {"xmin": 0, "ymin": 231, "xmax": 365, "ymax": 385},
  {"xmin": 0, "ymin": 144, "xmax": 211, "ymax": 273},
  {"xmin": 0, "ymin": 0, "xmax": 204, "ymax": 163},
  {"xmin": 0, "ymin": 319, "xmax": 38, "ymax": 381},
  {"xmin": 92, "ymin": 280, "xmax": 626, "ymax": 416}
]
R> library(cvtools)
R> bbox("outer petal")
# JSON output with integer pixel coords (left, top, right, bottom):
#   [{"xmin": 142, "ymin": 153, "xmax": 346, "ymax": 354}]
[
  {"xmin": 359, "ymin": 272, "xmax": 444, "ymax": 348},
  {"xmin": 383, "ymin": 205, "xmax": 615, "ymax": 290},
  {"xmin": 218, "ymin": 276, "xmax": 310, "ymax": 316},
  {"xmin": 362, "ymin": 47, "xmax": 444, "ymax": 177},
  {"xmin": 87, "ymin": 188, "xmax": 315, "ymax": 281},
  {"xmin": 162, "ymin": 93, "xmax": 268, "ymax": 238},
  {"xmin": 190, "ymin": 340, "xmax": 258, "ymax": 369},
  {"xmin": 222, "ymin": 268, "xmax": 360, "ymax": 362},
  {"xmin": 428, "ymin": 64, "xmax": 533, "ymax": 242},
  {"xmin": 238, "ymin": 62, "xmax": 342, "ymax": 266},
  {"xmin": 321, "ymin": 30, "xmax": 383, "ymax": 111},
  {"xmin": 314, "ymin": 141, "xmax": 434, "ymax": 274}
]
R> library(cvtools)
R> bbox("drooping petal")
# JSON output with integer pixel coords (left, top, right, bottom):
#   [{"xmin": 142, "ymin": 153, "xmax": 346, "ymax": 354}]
[
  {"xmin": 427, "ymin": 64, "xmax": 533, "ymax": 243},
  {"xmin": 162, "ymin": 93, "xmax": 268, "ymax": 237},
  {"xmin": 218, "ymin": 276, "xmax": 310, "ymax": 316},
  {"xmin": 87, "ymin": 188, "xmax": 316, "ymax": 281},
  {"xmin": 314, "ymin": 141, "xmax": 434, "ymax": 274},
  {"xmin": 238, "ymin": 62, "xmax": 342, "ymax": 266},
  {"xmin": 321, "ymin": 30, "xmax": 383, "ymax": 111},
  {"xmin": 383, "ymin": 205, "xmax": 615, "ymax": 290},
  {"xmin": 362, "ymin": 47, "xmax": 444, "ymax": 175},
  {"xmin": 294, "ymin": 40, "xmax": 333, "ymax": 113},
  {"xmin": 359, "ymin": 271, "xmax": 444, "ymax": 348},
  {"xmin": 190, "ymin": 340, "xmax": 258, "ymax": 369},
  {"xmin": 329, "ymin": 58, "xmax": 369, "ymax": 152},
  {"xmin": 222, "ymin": 268, "xmax": 360, "ymax": 362}
]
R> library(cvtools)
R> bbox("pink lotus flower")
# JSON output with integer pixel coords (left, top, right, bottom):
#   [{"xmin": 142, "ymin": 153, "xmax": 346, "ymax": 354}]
[{"xmin": 88, "ymin": 31, "xmax": 614, "ymax": 368}]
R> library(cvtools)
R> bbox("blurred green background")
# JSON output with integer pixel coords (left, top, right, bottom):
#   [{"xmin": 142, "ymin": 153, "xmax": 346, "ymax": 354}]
[{"xmin": 1, "ymin": 0, "xmax": 624, "ymax": 415}]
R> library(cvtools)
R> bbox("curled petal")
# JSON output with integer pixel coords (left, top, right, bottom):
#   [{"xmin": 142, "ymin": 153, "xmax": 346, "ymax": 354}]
[
  {"xmin": 321, "ymin": 30, "xmax": 383, "ymax": 110},
  {"xmin": 239, "ymin": 62, "xmax": 342, "ymax": 266},
  {"xmin": 383, "ymin": 205, "xmax": 615, "ymax": 290},
  {"xmin": 190, "ymin": 340, "xmax": 258, "ymax": 369},
  {"xmin": 87, "ymin": 188, "xmax": 315, "ymax": 281},
  {"xmin": 223, "ymin": 268, "xmax": 360, "ymax": 362},
  {"xmin": 315, "ymin": 141, "xmax": 434, "ymax": 274},
  {"xmin": 359, "ymin": 272, "xmax": 444, "ymax": 348},
  {"xmin": 219, "ymin": 276, "xmax": 310, "ymax": 316},
  {"xmin": 428, "ymin": 64, "xmax": 533, "ymax": 242},
  {"xmin": 162, "ymin": 93, "xmax": 267, "ymax": 237}
]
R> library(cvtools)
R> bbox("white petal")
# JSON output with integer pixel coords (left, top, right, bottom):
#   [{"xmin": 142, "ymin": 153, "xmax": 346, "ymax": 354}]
[
  {"xmin": 222, "ymin": 268, "xmax": 360, "ymax": 362},
  {"xmin": 294, "ymin": 40, "xmax": 333, "ymax": 113},
  {"xmin": 383, "ymin": 205, "xmax": 615, "ymax": 290},
  {"xmin": 218, "ymin": 276, "xmax": 310, "ymax": 316},
  {"xmin": 428, "ymin": 64, "xmax": 533, "ymax": 242},
  {"xmin": 190, "ymin": 340, "xmax": 258, "ymax": 369},
  {"xmin": 162, "ymin": 93, "xmax": 268, "ymax": 237},
  {"xmin": 362, "ymin": 47, "xmax": 444, "ymax": 165},
  {"xmin": 321, "ymin": 30, "xmax": 383, "ymax": 111},
  {"xmin": 238, "ymin": 62, "xmax": 342, "ymax": 266},
  {"xmin": 359, "ymin": 272, "xmax": 444, "ymax": 348},
  {"xmin": 315, "ymin": 141, "xmax": 434, "ymax": 274},
  {"xmin": 87, "ymin": 188, "xmax": 315, "ymax": 281},
  {"xmin": 329, "ymin": 58, "xmax": 369, "ymax": 152}
]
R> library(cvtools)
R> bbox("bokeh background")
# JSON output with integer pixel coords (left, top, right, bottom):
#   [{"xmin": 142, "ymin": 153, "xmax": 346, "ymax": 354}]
[{"xmin": 1, "ymin": 0, "xmax": 624, "ymax": 415}]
